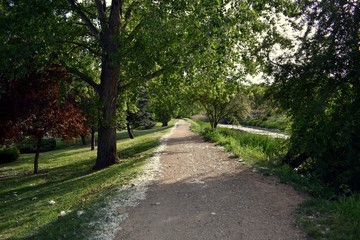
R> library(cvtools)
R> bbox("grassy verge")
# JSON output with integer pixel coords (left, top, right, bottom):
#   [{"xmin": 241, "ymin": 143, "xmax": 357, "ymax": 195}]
[
  {"xmin": 241, "ymin": 115, "xmax": 291, "ymax": 132},
  {"xmin": 188, "ymin": 119, "xmax": 360, "ymax": 240},
  {"xmin": 0, "ymin": 122, "xmax": 174, "ymax": 240}
]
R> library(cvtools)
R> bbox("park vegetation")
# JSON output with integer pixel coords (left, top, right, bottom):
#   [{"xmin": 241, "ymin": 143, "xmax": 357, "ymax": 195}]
[{"xmin": 0, "ymin": 0, "xmax": 359, "ymax": 239}]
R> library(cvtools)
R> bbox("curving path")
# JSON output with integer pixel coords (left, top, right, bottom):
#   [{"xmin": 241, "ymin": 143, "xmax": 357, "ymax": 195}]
[{"xmin": 114, "ymin": 120, "xmax": 306, "ymax": 240}]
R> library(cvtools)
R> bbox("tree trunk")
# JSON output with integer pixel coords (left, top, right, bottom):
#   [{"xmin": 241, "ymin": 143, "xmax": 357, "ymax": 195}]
[
  {"xmin": 34, "ymin": 137, "xmax": 42, "ymax": 174},
  {"xmin": 209, "ymin": 119, "xmax": 218, "ymax": 129},
  {"xmin": 91, "ymin": 126, "xmax": 95, "ymax": 151},
  {"xmin": 80, "ymin": 135, "xmax": 86, "ymax": 145},
  {"xmin": 126, "ymin": 122, "xmax": 134, "ymax": 139},
  {"xmin": 283, "ymin": 152, "xmax": 310, "ymax": 168},
  {"xmin": 93, "ymin": 1, "xmax": 121, "ymax": 170},
  {"xmin": 94, "ymin": 73, "xmax": 119, "ymax": 169},
  {"xmin": 162, "ymin": 110, "xmax": 168, "ymax": 127}
]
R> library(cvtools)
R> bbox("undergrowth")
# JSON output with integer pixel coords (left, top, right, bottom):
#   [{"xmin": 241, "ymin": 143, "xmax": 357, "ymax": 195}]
[{"xmin": 188, "ymin": 119, "xmax": 360, "ymax": 240}]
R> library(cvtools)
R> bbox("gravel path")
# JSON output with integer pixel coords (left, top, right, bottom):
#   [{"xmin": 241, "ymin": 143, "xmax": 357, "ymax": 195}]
[
  {"xmin": 114, "ymin": 120, "xmax": 306, "ymax": 240},
  {"xmin": 218, "ymin": 124, "xmax": 289, "ymax": 139}
]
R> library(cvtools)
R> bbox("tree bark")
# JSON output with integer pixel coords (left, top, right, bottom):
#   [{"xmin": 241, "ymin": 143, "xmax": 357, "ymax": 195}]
[
  {"xmin": 126, "ymin": 122, "xmax": 134, "ymax": 139},
  {"xmin": 93, "ymin": 0, "xmax": 122, "ymax": 170},
  {"xmin": 34, "ymin": 137, "xmax": 42, "ymax": 174},
  {"xmin": 94, "ymin": 66, "xmax": 119, "ymax": 169},
  {"xmin": 162, "ymin": 110, "xmax": 168, "ymax": 127},
  {"xmin": 283, "ymin": 152, "xmax": 310, "ymax": 168},
  {"xmin": 91, "ymin": 126, "xmax": 95, "ymax": 150}
]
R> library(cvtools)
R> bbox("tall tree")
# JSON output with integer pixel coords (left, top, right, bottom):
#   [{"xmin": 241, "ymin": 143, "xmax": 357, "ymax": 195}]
[
  {"xmin": 1, "ymin": 0, "xmax": 296, "ymax": 170},
  {"xmin": 270, "ymin": 0, "xmax": 360, "ymax": 191}
]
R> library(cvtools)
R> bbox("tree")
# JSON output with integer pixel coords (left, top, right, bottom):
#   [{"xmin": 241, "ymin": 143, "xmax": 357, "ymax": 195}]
[
  {"xmin": 270, "ymin": 0, "xmax": 360, "ymax": 191},
  {"xmin": 192, "ymin": 76, "xmax": 250, "ymax": 129},
  {"xmin": 1, "ymin": 0, "xmax": 297, "ymax": 170},
  {"xmin": 0, "ymin": 66, "xmax": 88, "ymax": 173},
  {"xmin": 147, "ymin": 73, "xmax": 186, "ymax": 127}
]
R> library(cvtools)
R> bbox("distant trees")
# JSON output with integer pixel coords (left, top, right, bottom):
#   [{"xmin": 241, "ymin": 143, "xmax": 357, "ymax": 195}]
[
  {"xmin": 271, "ymin": 0, "xmax": 360, "ymax": 191},
  {"xmin": 193, "ymin": 77, "xmax": 250, "ymax": 129},
  {"xmin": 0, "ymin": 66, "xmax": 88, "ymax": 173}
]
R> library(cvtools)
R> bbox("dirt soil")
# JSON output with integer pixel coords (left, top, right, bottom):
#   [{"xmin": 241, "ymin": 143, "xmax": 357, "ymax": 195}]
[{"xmin": 114, "ymin": 120, "xmax": 307, "ymax": 240}]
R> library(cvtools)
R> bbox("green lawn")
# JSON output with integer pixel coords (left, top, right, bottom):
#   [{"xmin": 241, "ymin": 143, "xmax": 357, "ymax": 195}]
[{"xmin": 0, "ymin": 122, "xmax": 174, "ymax": 240}]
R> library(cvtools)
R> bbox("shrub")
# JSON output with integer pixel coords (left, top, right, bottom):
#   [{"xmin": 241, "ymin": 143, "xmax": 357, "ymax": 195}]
[
  {"xmin": 18, "ymin": 138, "xmax": 56, "ymax": 153},
  {"xmin": 0, "ymin": 146, "xmax": 20, "ymax": 164}
]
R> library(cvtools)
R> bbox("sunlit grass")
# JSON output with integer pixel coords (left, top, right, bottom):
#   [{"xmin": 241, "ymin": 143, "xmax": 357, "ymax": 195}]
[
  {"xmin": 0, "ymin": 121, "xmax": 174, "ymax": 240},
  {"xmin": 188, "ymin": 119, "xmax": 360, "ymax": 240}
]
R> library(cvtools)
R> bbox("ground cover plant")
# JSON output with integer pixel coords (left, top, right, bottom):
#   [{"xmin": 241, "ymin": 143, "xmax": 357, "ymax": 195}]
[
  {"xmin": 0, "ymin": 122, "xmax": 173, "ymax": 240},
  {"xmin": 189, "ymin": 119, "xmax": 360, "ymax": 240}
]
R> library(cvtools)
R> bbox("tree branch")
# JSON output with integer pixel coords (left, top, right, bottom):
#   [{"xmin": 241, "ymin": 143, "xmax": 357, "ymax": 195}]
[
  {"xmin": 64, "ymin": 41, "xmax": 102, "ymax": 56},
  {"xmin": 67, "ymin": 0, "xmax": 100, "ymax": 38},
  {"xmin": 122, "ymin": 1, "xmax": 139, "ymax": 31},
  {"xmin": 64, "ymin": 66, "xmax": 100, "ymax": 93},
  {"xmin": 126, "ymin": 22, "xmax": 142, "ymax": 42},
  {"xmin": 145, "ymin": 68, "xmax": 166, "ymax": 81},
  {"xmin": 95, "ymin": 0, "xmax": 108, "ymax": 32}
]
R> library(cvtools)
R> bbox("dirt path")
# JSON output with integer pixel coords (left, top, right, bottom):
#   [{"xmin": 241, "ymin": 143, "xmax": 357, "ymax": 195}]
[
  {"xmin": 218, "ymin": 123, "xmax": 289, "ymax": 139},
  {"xmin": 114, "ymin": 120, "xmax": 306, "ymax": 240}
]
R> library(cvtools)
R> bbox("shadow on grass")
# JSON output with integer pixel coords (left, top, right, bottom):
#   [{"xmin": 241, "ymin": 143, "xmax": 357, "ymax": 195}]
[
  {"xmin": 0, "ymin": 124, "xmax": 173, "ymax": 240},
  {"xmin": 7, "ymin": 157, "xmax": 148, "ymax": 240},
  {"xmin": 118, "ymin": 139, "xmax": 160, "ymax": 160},
  {"xmin": 116, "ymin": 125, "xmax": 173, "ymax": 141}
]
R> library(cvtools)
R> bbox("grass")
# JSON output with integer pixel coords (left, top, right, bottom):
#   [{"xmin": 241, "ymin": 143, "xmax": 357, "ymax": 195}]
[
  {"xmin": 0, "ymin": 121, "xmax": 174, "ymax": 240},
  {"xmin": 298, "ymin": 196, "xmax": 360, "ymax": 240},
  {"xmin": 189, "ymin": 119, "xmax": 285, "ymax": 165},
  {"xmin": 241, "ymin": 114, "xmax": 291, "ymax": 132},
  {"xmin": 188, "ymin": 119, "xmax": 360, "ymax": 240}
]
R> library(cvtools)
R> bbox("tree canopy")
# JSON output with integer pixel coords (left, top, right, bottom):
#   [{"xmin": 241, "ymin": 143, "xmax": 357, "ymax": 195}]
[
  {"xmin": 270, "ymin": 0, "xmax": 360, "ymax": 191},
  {"xmin": 1, "ymin": 0, "xmax": 298, "ymax": 170}
]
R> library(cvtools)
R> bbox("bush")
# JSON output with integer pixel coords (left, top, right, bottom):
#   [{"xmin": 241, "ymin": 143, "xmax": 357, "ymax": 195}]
[
  {"xmin": 0, "ymin": 146, "xmax": 20, "ymax": 164},
  {"xmin": 18, "ymin": 138, "xmax": 56, "ymax": 153}
]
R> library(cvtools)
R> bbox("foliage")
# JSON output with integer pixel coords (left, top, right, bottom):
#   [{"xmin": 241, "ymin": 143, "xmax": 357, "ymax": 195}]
[
  {"xmin": 147, "ymin": 73, "xmax": 190, "ymax": 126},
  {"xmin": 0, "ymin": 66, "xmax": 88, "ymax": 173},
  {"xmin": 0, "ymin": 0, "xmax": 298, "ymax": 169},
  {"xmin": 270, "ymin": 0, "xmax": 360, "ymax": 192},
  {"xmin": 0, "ymin": 146, "xmax": 20, "ymax": 164},
  {"xmin": 17, "ymin": 138, "xmax": 56, "ymax": 154},
  {"xmin": 241, "ymin": 84, "xmax": 290, "ymax": 131},
  {"xmin": 0, "ymin": 122, "xmax": 174, "ymax": 240},
  {"xmin": 126, "ymin": 96, "xmax": 156, "ymax": 130},
  {"xmin": 188, "ymin": 55, "xmax": 251, "ymax": 128}
]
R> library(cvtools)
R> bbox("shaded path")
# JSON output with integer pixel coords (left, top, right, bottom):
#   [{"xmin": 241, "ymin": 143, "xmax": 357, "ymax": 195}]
[{"xmin": 115, "ymin": 120, "xmax": 306, "ymax": 240}]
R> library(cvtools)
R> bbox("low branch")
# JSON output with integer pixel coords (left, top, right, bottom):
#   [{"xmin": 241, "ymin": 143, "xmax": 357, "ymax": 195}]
[
  {"xmin": 64, "ymin": 66, "xmax": 100, "ymax": 93},
  {"xmin": 67, "ymin": 0, "xmax": 100, "ymax": 38},
  {"xmin": 126, "ymin": 22, "xmax": 142, "ymax": 43},
  {"xmin": 145, "ymin": 68, "xmax": 166, "ymax": 81},
  {"xmin": 95, "ymin": 0, "xmax": 108, "ymax": 33},
  {"xmin": 64, "ymin": 41, "xmax": 102, "ymax": 56}
]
